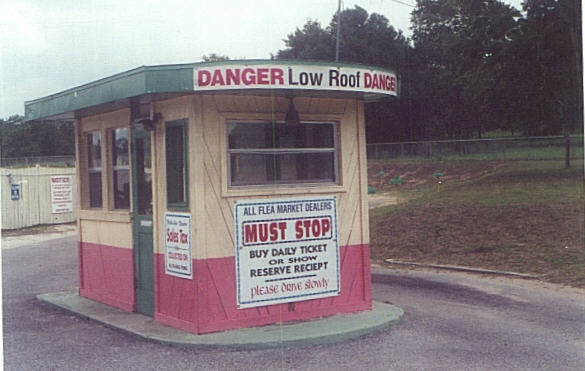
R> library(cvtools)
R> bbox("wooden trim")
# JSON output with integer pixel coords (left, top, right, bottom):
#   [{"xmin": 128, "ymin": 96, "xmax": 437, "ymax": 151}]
[
  {"xmin": 222, "ymin": 184, "xmax": 347, "ymax": 198},
  {"xmin": 189, "ymin": 94, "xmax": 201, "ymax": 332},
  {"xmin": 356, "ymin": 100, "xmax": 369, "ymax": 245},
  {"xmin": 75, "ymin": 119, "xmax": 84, "ymax": 290},
  {"xmin": 79, "ymin": 109, "xmax": 131, "ymax": 212},
  {"xmin": 104, "ymin": 127, "xmax": 114, "ymax": 211},
  {"xmin": 79, "ymin": 209, "xmax": 132, "ymax": 223},
  {"xmin": 108, "ymin": 126, "xmax": 132, "ymax": 211},
  {"xmin": 78, "ymin": 120, "xmax": 89, "ymax": 209}
]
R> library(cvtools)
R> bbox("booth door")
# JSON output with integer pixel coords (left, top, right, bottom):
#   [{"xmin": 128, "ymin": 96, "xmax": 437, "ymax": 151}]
[{"xmin": 131, "ymin": 128, "xmax": 154, "ymax": 316}]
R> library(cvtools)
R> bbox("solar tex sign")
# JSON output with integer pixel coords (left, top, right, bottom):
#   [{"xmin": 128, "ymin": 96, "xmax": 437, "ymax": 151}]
[{"xmin": 234, "ymin": 196, "xmax": 340, "ymax": 308}]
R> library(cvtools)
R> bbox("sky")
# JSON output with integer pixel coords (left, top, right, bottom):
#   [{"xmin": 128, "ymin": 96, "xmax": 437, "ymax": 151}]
[{"xmin": 0, "ymin": 0, "xmax": 523, "ymax": 118}]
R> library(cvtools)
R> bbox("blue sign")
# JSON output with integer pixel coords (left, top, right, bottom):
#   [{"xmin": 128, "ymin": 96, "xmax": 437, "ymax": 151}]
[{"xmin": 11, "ymin": 184, "xmax": 20, "ymax": 201}]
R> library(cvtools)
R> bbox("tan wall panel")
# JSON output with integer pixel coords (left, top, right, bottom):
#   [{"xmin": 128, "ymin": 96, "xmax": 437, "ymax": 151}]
[
  {"xmin": 193, "ymin": 95, "xmax": 367, "ymax": 259},
  {"xmin": 80, "ymin": 219, "xmax": 132, "ymax": 248},
  {"xmin": 213, "ymin": 95, "xmax": 290, "ymax": 114},
  {"xmin": 81, "ymin": 109, "xmax": 130, "ymax": 131},
  {"xmin": 338, "ymin": 100, "xmax": 365, "ymax": 247},
  {"xmin": 152, "ymin": 95, "xmax": 197, "ymax": 255},
  {"xmin": 148, "ymin": 94, "xmax": 367, "ymax": 260},
  {"xmin": 154, "ymin": 96, "xmax": 192, "ymax": 123},
  {"xmin": 356, "ymin": 101, "xmax": 370, "ymax": 244}
]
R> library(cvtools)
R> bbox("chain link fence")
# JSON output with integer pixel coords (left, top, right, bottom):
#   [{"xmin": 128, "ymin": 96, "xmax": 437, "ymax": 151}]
[
  {"xmin": 367, "ymin": 135, "xmax": 584, "ymax": 161},
  {"xmin": 1, "ymin": 136, "xmax": 583, "ymax": 167},
  {"xmin": 1, "ymin": 155, "xmax": 76, "ymax": 168}
]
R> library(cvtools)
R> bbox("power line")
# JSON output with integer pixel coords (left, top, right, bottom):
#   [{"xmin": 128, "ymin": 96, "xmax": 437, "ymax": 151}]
[{"xmin": 387, "ymin": 0, "xmax": 416, "ymax": 8}]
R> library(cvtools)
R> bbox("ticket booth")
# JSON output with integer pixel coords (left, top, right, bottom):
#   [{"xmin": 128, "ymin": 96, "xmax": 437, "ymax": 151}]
[{"xmin": 25, "ymin": 60, "xmax": 398, "ymax": 334}]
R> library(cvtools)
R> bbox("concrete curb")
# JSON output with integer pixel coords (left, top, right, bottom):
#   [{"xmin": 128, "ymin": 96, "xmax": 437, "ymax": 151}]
[
  {"xmin": 37, "ymin": 291, "xmax": 403, "ymax": 349},
  {"xmin": 384, "ymin": 259, "xmax": 542, "ymax": 279}
]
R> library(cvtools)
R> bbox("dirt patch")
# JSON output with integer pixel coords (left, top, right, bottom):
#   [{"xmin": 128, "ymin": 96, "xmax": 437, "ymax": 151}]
[
  {"xmin": 371, "ymin": 203, "xmax": 585, "ymax": 287},
  {"xmin": 1, "ymin": 223, "xmax": 77, "ymax": 249},
  {"xmin": 367, "ymin": 160, "xmax": 504, "ymax": 194},
  {"xmin": 368, "ymin": 160, "xmax": 585, "ymax": 287},
  {"xmin": 2, "ymin": 223, "xmax": 75, "ymax": 237},
  {"xmin": 368, "ymin": 193, "xmax": 398, "ymax": 208}
]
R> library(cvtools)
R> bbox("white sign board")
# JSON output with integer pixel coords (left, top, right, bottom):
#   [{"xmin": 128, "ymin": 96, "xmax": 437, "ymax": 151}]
[
  {"xmin": 235, "ymin": 196, "xmax": 340, "ymax": 308},
  {"xmin": 164, "ymin": 213, "xmax": 192, "ymax": 279},
  {"xmin": 50, "ymin": 176, "xmax": 73, "ymax": 214},
  {"xmin": 194, "ymin": 64, "xmax": 397, "ymax": 96}
]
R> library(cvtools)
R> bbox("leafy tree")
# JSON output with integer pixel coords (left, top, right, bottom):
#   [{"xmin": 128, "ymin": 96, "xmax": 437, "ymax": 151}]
[
  {"xmin": 410, "ymin": 0, "xmax": 521, "ymax": 139},
  {"xmin": 0, "ymin": 115, "xmax": 75, "ymax": 158},
  {"xmin": 521, "ymin": 0, "xmax": 582, "ymax": 166},
  {"xmin": 202, "ymin": 53, "xmax": 230, "ymax": 62},
  {"xmin": 277, "ymin": 20, "xmax": 334, "ymax": 60},
  {"xmin": 277, "ymin": 6, "xmax": 411, "ymax": 142}
]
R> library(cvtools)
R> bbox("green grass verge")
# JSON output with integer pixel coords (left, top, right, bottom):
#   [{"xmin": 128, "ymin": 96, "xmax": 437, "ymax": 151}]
[{"xmin": 370, "ymin": 159, "xmax": 585, "ymax": 287}]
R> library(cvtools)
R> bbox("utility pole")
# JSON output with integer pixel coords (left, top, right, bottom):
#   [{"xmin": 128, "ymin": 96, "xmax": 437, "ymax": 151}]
[{"xmin": 335, "ymin": 0, "xmax": 341, "ymax": 62}]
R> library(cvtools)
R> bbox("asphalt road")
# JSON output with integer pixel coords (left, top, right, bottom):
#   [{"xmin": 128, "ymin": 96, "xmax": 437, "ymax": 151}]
[{"xmin": 3, "ymin": 235, "xmax": 584, "ymax": 370}]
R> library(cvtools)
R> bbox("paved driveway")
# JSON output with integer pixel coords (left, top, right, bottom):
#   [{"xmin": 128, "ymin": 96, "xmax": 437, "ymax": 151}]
[{"xmin": 3, "ymin": 235, "xmax": 584, "ymax": 370}]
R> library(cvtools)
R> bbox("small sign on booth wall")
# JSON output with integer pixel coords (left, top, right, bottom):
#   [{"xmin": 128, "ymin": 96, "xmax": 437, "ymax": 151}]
[
  {"xmin": 235, "ymin": 196, "xmax": 340, "ymax": 309},
  {"xmin": 164, "ymin": 213, "xmax": 192, "ymax": 279}
]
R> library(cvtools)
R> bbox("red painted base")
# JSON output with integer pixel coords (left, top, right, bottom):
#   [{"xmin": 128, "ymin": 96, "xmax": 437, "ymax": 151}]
[
  {"xmin": 78, "ymin": 242, "xmax": 135, "ymax": 312},
  {"xmin": 155, "ymin": 244, "xmax": 371, "ymax": 334},
  {"xmin": 77, "ymin": 241, "xmax": 371, "ymax": 334}
]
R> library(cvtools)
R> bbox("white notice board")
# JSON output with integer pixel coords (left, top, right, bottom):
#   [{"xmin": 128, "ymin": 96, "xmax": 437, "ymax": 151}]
[
  {"xmin": 235, "ymin": 196, "xmax": 340, "ymax": 308},
  {"xmin": 164, "ymin": 213, "xmax": 193, "ymax": 279},
  {"xmin": 50, "ymin": 176, "xmax": 73, "ymax": 214}
]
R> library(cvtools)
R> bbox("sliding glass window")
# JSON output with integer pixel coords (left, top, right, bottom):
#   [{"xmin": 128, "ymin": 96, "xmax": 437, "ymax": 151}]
[{"xmin": 227, "ymin": 121, "xmax": 338, "ymax": 187}]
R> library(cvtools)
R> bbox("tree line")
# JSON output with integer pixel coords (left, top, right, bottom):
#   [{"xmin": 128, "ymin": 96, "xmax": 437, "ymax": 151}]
[
  {"xmin": 276, "ymin": 0, "xmax": 582, "ymax": 143},
  {"xmin": 0, "ymin": 115, "xmax": 74, "ymax": 158},
  {"xmin": 1, "ymin": 0, "xmax": 581, "ymax": 158}
]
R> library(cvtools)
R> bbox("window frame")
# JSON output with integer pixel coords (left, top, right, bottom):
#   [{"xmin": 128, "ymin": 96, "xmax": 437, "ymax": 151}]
[
  {"xmin": 86, "ymin": 130, "xmax": 103, "ymax": 209},
  {"xmin": 165, "ymin": 119, "xmax": 189, "ymax": 210},
  {"xmin": 110, "ymin": 127, "xmax": 130, "ymax": 210},
  {"xmin": 226, "ymin": 120, "xmax": 339, "ymax": 188}
]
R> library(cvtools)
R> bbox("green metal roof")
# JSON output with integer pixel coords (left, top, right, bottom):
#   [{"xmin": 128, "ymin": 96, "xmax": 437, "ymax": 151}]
[{"xmin": 25, "ymin": 60, "xmax": 398, "ymax": 122}]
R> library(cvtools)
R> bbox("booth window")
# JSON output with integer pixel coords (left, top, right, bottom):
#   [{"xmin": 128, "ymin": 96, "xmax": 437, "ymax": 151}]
[
  {"xmin": 112, "ymin": 127, "xmax": 130, "ymax": 209},
  {"xmin": 165, "ymin": 119, "xmax": 188, "ymax": 209},
  {"xmin": 227, "ymin": 121, "xmax": 338, "ymax": 187},
  {"xmin": 86, "ymin": 131, "xmax": 103, "ymax": 208}
]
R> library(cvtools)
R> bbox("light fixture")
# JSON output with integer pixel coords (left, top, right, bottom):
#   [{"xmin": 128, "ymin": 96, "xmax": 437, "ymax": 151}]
[
  {"xmin": 284, "ymin": 97, "xmax": 300, "ymax": 126},
  {"xmin": 131, "ymin": 112, "xmax": 161, "ymax": 131}
]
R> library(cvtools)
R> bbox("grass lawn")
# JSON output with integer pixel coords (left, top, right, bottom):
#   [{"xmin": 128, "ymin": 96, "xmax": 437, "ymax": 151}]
[{"xmin": 369, "ymin": 159, "xmax": 585, "ymax": 287}]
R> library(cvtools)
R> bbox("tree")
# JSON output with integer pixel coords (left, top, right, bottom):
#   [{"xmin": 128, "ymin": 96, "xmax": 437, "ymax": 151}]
[
  {"xmin": 202, "ymin": 53, "xmax": 230, "ymax": 62},
  {"xmin": 410, "ymin": 0, "xmax": 521, "ymax": 139},
  {"xmin": 277, "ymin": 20, "xmax": 334, "ymax": 60},
  {"xmin": 520, "ymin": 0, "xmax": 582, "ymax": 167},
  {"xmin": 277, "ymin": 6, "xmax": 411, "ymax": 142},
  {"xmin": 0, "ymin": 115, "xmax": 75, "ymax": 158}
]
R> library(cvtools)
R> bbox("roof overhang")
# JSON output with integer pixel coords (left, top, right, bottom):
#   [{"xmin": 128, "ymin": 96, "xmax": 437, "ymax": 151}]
[{"xmin": 24, "ymin": 60, "xmax": 398, "ymax": 122}]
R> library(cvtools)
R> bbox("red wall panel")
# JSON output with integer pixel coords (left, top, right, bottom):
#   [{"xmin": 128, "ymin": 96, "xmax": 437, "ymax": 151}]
[
  {"xmin": 153, "ymin": 244, "xmax": 371, "ymax": 334},
  {"xmin": 78, "ymin": 242, "xmax": 135, "ymax": 311}
]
